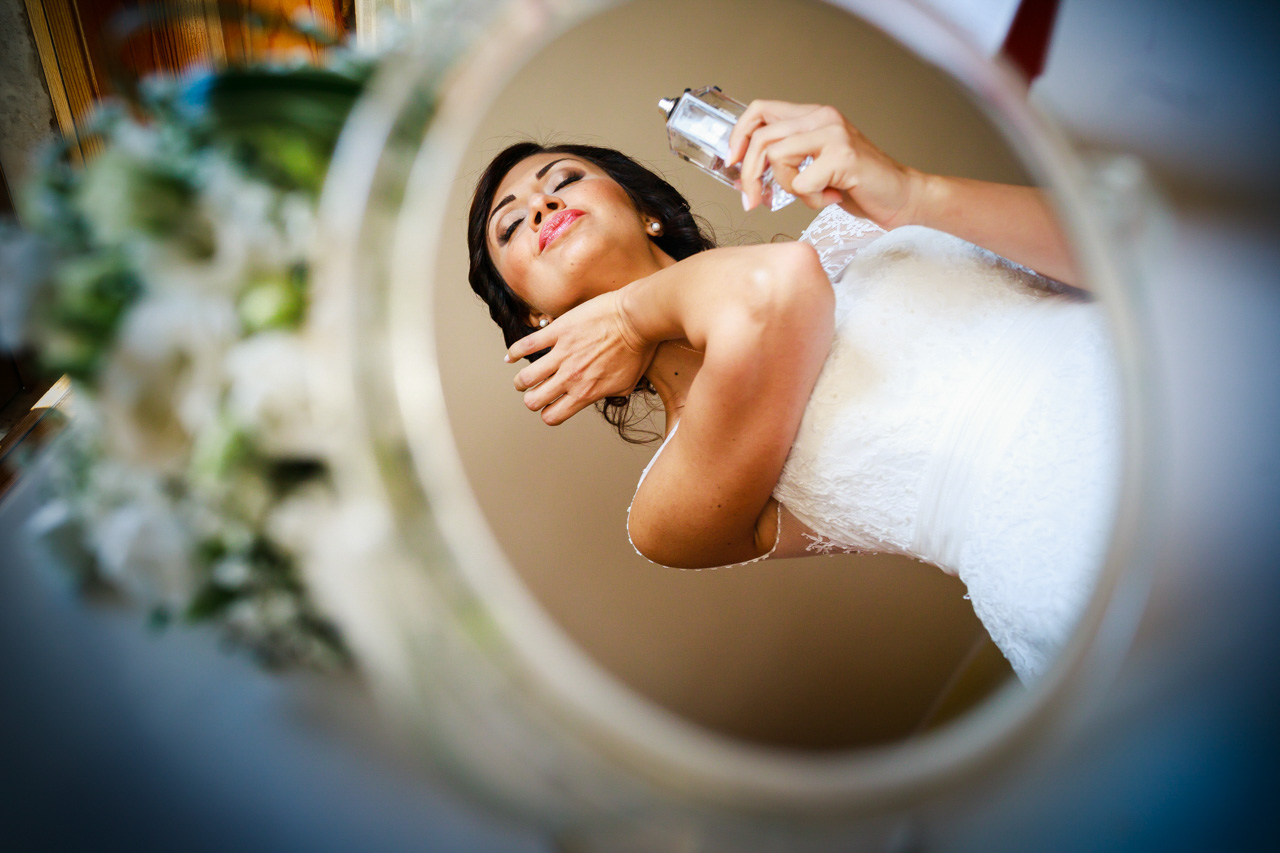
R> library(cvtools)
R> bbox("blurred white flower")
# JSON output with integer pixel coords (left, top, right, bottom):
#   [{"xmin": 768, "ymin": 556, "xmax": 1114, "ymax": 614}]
[
  {"xmin": 128, "ymin": 159, "xmax": 256, "ymax": 297},
  {"xmin": 97, "ymin": 291, "xmax": 239, "ymax": 472},
  {"xmin": 224, "ymin": 331, "xmax": 324, "ymax": 456},
  {"xmin": 226, "ymin": 591, "xmax": 300, "ymax": 637},
  {"xmin": 90, "ymin": 489, "xmax": 197, "ymax": 610},
  {"xmin": 224, "ymin": 468, "xmax": 274, "ymax": 526},
  {"xmin": 19, "ymin": 40, "xmax": 388, "ymax": 668},
  {"xmin": 265, "ymin": 481, "xmax": 337, "ymax": 561},
  {"xmin": 204, "ymin": 156, "xmax": 312, "ymax": 276},
  {"xmin": 129, "ymin": 235, "xmax": 242, "ymax": 298},
  {"xmin": 110, "ymin": 118, "xmax": 163, "ymax": 159},
  {"xmin": 77, "ymin": 139, "xmax": 207, "ymax": 255},
  {"xmin": 212, "ymin": 556, "xmax": 252, "ymax": 589},
  {"xmin": 187, "ymin": 497, "xmax": 256, "ymax": 555},
  {"xmin": 276, "ymin": 192, "xmax": 316, "ymax": 260}
]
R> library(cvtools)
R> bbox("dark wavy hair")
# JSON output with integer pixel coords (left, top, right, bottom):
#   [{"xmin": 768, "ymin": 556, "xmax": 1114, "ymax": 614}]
[{"xmin": 467, "ymin": 142, "xmax": 716, "ymax": 445}]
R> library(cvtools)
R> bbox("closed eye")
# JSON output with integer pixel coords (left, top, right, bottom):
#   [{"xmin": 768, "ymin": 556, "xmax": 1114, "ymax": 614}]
[
  {"xmin": 554, "ymin": 172, "xmax": 583, "ymax": 193},
  {"xmin": 498, "ymin": 171, "xmax": 584, "ymax": 245}
]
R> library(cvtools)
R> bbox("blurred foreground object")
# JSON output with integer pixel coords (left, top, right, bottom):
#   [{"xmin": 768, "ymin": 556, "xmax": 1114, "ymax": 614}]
[{"xmin": 4, "ymin": 5, "xmax": 379, "ymax": 668}]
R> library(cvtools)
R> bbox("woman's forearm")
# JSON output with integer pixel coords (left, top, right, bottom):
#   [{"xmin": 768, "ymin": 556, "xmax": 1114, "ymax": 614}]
[
  {"xmin": 618, "ymin": 242, "xmax": 828, "ymax": 351},
  {"xmin": 907, "ymin": 172, "xmax": 1082, "ymax": 287}
]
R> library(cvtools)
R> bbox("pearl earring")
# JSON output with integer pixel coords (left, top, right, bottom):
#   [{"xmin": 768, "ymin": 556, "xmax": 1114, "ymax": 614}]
[
  {"xmin": 538, "ymin": 318, "xmax": 549, "ymax": 327},
  {"xmin": 649, "ymin": 220, "xmax": 662, "ymax": 234}
]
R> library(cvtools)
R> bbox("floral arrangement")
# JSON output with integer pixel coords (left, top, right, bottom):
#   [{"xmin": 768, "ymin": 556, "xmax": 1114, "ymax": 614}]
[{"xmin": 3, "ymin": 37, "xmax": 386, "ymax": 669}]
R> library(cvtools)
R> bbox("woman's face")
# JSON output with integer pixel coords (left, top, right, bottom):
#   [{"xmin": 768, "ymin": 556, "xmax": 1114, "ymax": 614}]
[{"xmin": 486, "ymin": 153, "xmax": 667, "ymax": 322}]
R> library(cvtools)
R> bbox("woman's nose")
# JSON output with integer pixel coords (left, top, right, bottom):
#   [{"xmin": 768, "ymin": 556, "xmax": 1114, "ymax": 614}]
[{"xmin": 528, "ymin": 193, "xmax": 562, "ymax": 229}]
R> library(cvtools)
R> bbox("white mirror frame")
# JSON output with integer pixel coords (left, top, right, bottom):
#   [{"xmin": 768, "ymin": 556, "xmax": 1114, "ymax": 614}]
[{"xmin": 310, "ymin": 0, "xmax": 1160, "ymax": 834}]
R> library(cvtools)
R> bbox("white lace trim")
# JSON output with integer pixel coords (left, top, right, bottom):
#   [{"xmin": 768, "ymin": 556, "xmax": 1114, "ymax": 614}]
[
  {"xmin": 798, "ymin": 203, "xmax": 887, "ymax": 282},
  {"xmin": 801, "ymin": 532, "xmax": 864, "ymax": 556},
  {"xmin": 625, "ymin": 420, "xmax": 782, "ymax": 571}
]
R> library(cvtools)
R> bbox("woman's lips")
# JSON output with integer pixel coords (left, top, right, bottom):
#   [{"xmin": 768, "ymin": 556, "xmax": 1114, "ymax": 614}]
[{"xmin": 539, "ymin": 209, "xmax": 584, "ymax": 251}]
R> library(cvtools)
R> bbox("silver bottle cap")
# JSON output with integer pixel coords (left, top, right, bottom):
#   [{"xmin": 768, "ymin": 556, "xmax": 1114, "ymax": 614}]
[{"xmin": 657, "ymin": 97, "xmax": 676, "ymax": 116}]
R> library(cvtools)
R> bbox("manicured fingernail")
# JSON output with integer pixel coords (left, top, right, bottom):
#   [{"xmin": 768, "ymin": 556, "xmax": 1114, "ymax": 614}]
[
  {"xmin": 741, "ymin": 191, "xmax": 750, "ymax": 211},
  {"xmin": 503, "ymin": 353, "xmax": 511, "ymax": 363}
]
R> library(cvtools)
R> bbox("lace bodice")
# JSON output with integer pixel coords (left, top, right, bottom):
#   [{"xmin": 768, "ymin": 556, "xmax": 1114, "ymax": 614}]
[
  {"xmin": 626, "ymin": 205, "xmax": 1122, "ymax": 681},
  {"xmin": 800, "ymin": 202, "xmax": 889, "ymax": 282}
]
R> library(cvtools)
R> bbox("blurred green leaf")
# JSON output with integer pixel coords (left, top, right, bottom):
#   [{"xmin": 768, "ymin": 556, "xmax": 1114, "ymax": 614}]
[
  {"xmin": 193, "ymin": 68, "xmax": 366, "ymax": 194},
  {"xmin": 238, "ymin": 265, "xmax": 307, "ymax": 332},
  {"xmin": 186, "ymin": 582, "xmax": 240, "ymax": 621},
  {"xmin": 41, "ymin": 250, "xmax": 142, "ymax": 382}
]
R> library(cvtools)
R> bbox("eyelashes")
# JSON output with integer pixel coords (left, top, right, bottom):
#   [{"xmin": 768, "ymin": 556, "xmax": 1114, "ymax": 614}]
[
  {"xmin": 499, "ymin": 171, "xmax": 584, "ymax": 245},
  {"xmin": 555, "ymin": 172, "xmax": 584, "ymax": 190}
]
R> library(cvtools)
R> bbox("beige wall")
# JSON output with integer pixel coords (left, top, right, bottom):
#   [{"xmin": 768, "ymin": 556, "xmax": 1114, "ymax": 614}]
[{"xmin": 432, "ymin": 0, "xmax": 1028, "ymax": 750}]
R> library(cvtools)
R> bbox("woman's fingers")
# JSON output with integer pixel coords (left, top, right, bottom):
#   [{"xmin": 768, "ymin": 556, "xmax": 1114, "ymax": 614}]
[
  {"xmin": 505, "ymin": 324, "xmax": 553, "ymax": 362},
  {"xmin": 726, "ymin": 99, "xmax": 821, "ymax": 167},
  {"xmin": 513, "ymin": 348, "xmax": 560, "ymax": 392},
  {"xmin": 524, "ymin": 369, "xmax": 592, "ymax": 425},
  {"xmin": 505, "ymin": 329, "xmax": 565, "ymax": 410},
  {"xmin": 736, "ymin": 105, "xmax": 848, "ymax": 209},
  {"xmin": 526, "ymin": 381, "xmax": 564, "ymax": 415},
  {"xmin": 538, "ymin": 389, "xmax": 593, "ymax": 427},
  {"xmin": 738, "ymin": 121, "xmax": 799, "ymax": 209},
  {"xmin": 523, "ymin": 366, "xmax": 569, "ymax": 412},
  {"xmin": 772, "ymin": 160, "xmax": 833, "ymax": 209},
  {"xmin": 740, "ymin": 125, "xmax": 843, "ymax": 209},
  {"xmin": 517, "ymin": 350, "xmax": 590, "ymax": 419},
  {"xmin": 506, "ymin": 289, "xmax": 654, "ymax": 426},
  {"xmin": 767, "ymin": 127, "xmax": 856, "ymax": 207}
]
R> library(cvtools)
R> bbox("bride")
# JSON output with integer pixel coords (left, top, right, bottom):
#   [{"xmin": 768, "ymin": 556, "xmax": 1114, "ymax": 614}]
[{"xmin": 467, "ymin": 100, "xmax": 1121, "ymax": 683}]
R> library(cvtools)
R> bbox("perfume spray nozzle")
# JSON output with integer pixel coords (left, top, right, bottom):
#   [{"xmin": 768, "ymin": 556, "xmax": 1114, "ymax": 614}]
[{"xmin": 658, "ymin": 97, "xmax": 676, "ymax": 116}]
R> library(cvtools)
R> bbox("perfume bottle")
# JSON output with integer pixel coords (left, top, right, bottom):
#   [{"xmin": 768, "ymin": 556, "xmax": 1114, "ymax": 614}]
[{"xmin": 657, "ymin": 85, "xmax": 811, "ymax": 212}]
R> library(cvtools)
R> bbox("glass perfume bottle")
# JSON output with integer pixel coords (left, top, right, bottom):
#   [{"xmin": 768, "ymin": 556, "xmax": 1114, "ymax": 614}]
[{"xmin": 657, "ymin": 85, "xmax": 811, "ymax": 212}]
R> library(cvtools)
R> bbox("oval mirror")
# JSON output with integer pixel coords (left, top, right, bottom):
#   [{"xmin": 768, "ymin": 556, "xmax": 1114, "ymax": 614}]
[{"xmin": 310, "ymin": 0, "xmax": 1155, "ymax": 839}]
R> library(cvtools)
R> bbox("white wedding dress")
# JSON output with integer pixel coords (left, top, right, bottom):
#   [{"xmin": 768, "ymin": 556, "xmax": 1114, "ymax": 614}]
[{"xmin": 627, "ymin": 204, "xmax": 1123, "ymax": 682}]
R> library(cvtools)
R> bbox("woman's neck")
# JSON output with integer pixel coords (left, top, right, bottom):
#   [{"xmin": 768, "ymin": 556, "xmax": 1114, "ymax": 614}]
[
  {"xmin": 645, "ymin": 339, "xmax": 703, "ymax": 434},
  {"xmin": 629, "ymin": 243, "xmax": 696, "ymax": 434}
]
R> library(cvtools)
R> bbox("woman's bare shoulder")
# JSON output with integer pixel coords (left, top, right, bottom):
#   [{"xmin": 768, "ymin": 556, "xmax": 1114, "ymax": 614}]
[{"xmin": 626, "ymin": 243, "xmax": 835, "ymax": 570}]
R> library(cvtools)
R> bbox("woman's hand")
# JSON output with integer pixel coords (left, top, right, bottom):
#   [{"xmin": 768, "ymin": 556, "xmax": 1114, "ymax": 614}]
[
  {"xmin": 505, "ymin": 290, "xmax": 656, "ymax": 426},
  {"xmin": 729, "ymin": 100, "xmax": 1081, "ymax": 284},
  {"xmin": 727, "ymin": 100, "xmax": 926, "ymax": 229}
]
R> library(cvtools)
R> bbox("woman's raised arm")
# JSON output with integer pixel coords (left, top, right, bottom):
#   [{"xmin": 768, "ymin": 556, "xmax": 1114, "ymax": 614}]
[
  {"xmin": 620, "ymin": 242, "xmax": 834, "ymax": 569},
  {"xmin": 505, "ymin": 241, "xmax": 833, "ymax": 568},
  {"xmin": 902, "ymin": 174, "xmax": 1080, "ymax": 286},
  {"xmin": 617, "ymin": 242, "xmax": 828, "ymax": 352},
  {"xmin": 728, "ymin": 100, "xmax": 1081, "ymax": 287}
]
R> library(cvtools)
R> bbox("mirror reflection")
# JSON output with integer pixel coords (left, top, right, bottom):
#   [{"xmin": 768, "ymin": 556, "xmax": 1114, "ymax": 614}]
[{"xmin": 434, "ymin": 0, "xmax": 1120, "ymax": 751}]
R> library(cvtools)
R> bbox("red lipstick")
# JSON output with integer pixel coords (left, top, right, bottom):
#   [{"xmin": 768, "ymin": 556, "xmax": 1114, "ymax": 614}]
[{"xmin": 539, "ymin": 209, "xmax": 584, "ymax": 251}]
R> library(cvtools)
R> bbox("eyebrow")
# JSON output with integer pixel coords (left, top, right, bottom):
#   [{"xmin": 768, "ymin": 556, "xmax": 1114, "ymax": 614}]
[{"xmin": 488, "ymin": 158, "xmax": 577, "ymax": 232}]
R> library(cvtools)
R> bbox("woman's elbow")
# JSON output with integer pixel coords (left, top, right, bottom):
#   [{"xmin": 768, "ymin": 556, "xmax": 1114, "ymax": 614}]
[
  {"xmin": 786, "ymin": 238, "xmax": 824, "ymax": 274},
  {"xmin": 740, "ymin": 241, "xmax": 832, "ymax": 321},
  {"xmin": 769, "ymin": 241, "xmax": 835, "ymax": 334},
  {"xmin": 711, "ymin": 242, "xmax": 834, "ymax": 363},
  {"xmin": 631, "ymin": 530, "xmax": 691, "ymax": 570}
]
